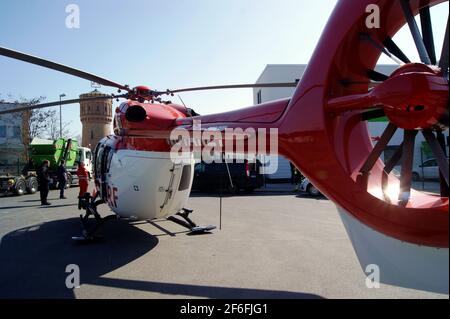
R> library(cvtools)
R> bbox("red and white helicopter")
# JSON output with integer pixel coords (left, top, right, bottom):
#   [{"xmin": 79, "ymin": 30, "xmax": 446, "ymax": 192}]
[{"xmin": 0, "ymin": 0, "xmax": 448, "ymax": 294}]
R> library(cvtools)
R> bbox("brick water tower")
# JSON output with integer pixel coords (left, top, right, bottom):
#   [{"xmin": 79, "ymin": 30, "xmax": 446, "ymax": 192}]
[{"xmin": 79, "ymin": 90, "xmax": 113, "ymax": 149}]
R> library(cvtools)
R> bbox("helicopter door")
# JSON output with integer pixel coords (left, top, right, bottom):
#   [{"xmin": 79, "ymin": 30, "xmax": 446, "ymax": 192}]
[
  {"xmin": 100, "ymin": 146, "xmax": 112, "ymax": 198},
  {"xmin": 160, "ymin": 163, "xmax": 183, "ymax": 212},
  {"xmin": 94, "ymin": 144, "xmax": 112, "ymax": 199},
  {"xmin": 94, "ymin": 144, "xmax": 103, "ymax": 179}
]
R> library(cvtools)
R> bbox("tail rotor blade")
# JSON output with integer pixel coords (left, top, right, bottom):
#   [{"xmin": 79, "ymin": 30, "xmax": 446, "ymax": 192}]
[
  {"xmin": 359, "ymin": 123, "xmax": 398, "ymax": 175},
  {"xmin": 436, "ymin": 131, "xmax": 449, "ymax": 196},
  {"xmin": 399, "ymin": 130, "xmax": 418, "ymax": 203},
  {"xmin": 423, "ymin": 130, "xmax": 449, "ymax": 187},
  {"xmin": 419, "ymin": 6, "xmax": 437, "ymax": 65},
  {"xmin": 400, "ymin": 0, "xmax": 432, "ymax": 64},
  {"xmin": 439, "ymin": 16, "xmax": 449, "ymax": 77}
]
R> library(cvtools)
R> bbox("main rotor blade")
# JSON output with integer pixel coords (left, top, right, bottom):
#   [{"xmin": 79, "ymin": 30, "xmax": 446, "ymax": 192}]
[
  {"xmin": 420, "ymin": 6, "xmax": 437, "ymax": 65},
  {"xmin": 0, "ymin": 46, "xmax": 130, "ymax": 92},
  {"xmin": 0, "ymin": 95, "xmax": 125, "ymax": 115},
  {"xmin": 159, "ymin": 82, "xmax": 298, "ymax": 95}
]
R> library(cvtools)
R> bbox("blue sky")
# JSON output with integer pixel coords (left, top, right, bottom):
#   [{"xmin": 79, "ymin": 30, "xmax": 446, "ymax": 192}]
[{"xmin": 0, "ymin": 0, "xmax": 448, "ymax": 136}]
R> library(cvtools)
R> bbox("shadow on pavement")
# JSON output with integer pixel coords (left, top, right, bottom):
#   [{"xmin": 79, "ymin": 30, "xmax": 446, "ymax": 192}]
[
  {"xmin": 295, "ymin": 194, "xmax": 328, "ymax": 200},
  {"xmin": 0, "ymin": 205, "xmax": 42, "ymax": 210},
  {"xmin": 0, "ymin": 203, "xmax": 78, "ymax": 210},
  {"xmin": 0, "ymin": 218, "xmax": 159, "ymax": 298},
  {"xmin": 0, "ymin": 216, "xmax": 324, "ymax": 299},
  {"xmin": 37, "ymin": 204, "xmax": 78, "ymax": 209},
  {"xmin": 94, "ymin": 277, "xmax": 324, "ymax": 299}
]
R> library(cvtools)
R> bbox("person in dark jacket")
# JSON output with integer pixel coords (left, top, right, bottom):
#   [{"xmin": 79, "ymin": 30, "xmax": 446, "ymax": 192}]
[
  {"xmin": 21, "ymin": 159, "xmax": 33, "ymax": 176},
  {"xmin": 57, "ymin": 160, "xmax": 68, "ymax": 199},
  {"xmin": 37, "ymin": 160, "xmax": 51, "ymax": 205},
  {"xmin": 290, "ymin": 162, "xmax": 303, "ymax": 191}
]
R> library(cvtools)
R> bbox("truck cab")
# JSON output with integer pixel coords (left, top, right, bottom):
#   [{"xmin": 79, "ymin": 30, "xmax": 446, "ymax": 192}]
[{"xmin": 77, "ymin": 147, "xmax": 93, "ymax": 178}]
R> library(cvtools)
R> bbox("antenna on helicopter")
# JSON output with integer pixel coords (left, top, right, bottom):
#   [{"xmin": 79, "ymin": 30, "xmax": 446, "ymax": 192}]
[{"xmin": 177, "ymin": 95, "xmax": 187, "ymax": 107}]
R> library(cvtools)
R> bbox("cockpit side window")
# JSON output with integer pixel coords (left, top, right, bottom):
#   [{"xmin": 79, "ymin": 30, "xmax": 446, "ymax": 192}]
[
  {"xmin": 178, "ymin": 165, "xmax": 192, "ymax": 191},
  {"xmin": 100, "ymin": 146, "xmax": 111, "ymax": 176},
  {"xmin": 103, "ymin": 147, "xmax": 114, "ymax": 173},
  {"xmin": 94, "ymin": 144, "xmax": 104, "ymax": 178}
]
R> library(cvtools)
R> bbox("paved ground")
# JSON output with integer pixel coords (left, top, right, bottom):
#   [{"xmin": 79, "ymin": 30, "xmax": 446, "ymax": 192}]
[{"xmin": 0, "ymin": 184, "xmax": 447, "ymax": 299}]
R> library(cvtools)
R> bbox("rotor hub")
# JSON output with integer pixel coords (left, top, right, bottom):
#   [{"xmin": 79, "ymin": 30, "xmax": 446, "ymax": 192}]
[
  {"xmin": 131, "ymin": 85, "xmax": 154, "ymax": 102},
  {"xmin": 379, "ymin": 63, "xmax": 449, "ymax": 130}
]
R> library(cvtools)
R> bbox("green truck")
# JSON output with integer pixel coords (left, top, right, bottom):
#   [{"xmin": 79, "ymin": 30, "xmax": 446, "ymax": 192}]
[{"xmin": 0, "ymin": 138, "xmax": 93, "ymax": 196}]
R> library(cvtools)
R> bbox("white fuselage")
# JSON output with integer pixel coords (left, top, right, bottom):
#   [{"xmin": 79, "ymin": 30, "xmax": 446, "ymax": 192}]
[
  {"xmin": 337, "ymin": 206, "xmax": 449, "ymax": 294},
  {"xmin": 103, "ymin": 149, "xmax": 194, "ymax": 220}
]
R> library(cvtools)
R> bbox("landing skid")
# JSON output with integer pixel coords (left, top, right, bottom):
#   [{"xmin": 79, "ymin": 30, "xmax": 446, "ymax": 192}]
[
  {"xmin": 167, "ymin": 208, "xmax": 216, "ymax": 234},
  {"xmin": 72, "ymin": 192, "xmax": 117, "ymax": 242}
]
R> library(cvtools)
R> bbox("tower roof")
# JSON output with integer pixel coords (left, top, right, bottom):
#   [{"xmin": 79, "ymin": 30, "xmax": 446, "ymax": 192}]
[{"xmin": 79, "ymin": 89, "xmax": 112, "ymax": 98}]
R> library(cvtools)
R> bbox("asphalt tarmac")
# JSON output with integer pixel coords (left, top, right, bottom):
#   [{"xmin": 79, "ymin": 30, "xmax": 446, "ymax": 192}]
[{"xmin": 0, "ymin": 184, "xmax": 447, "ymax": 299}]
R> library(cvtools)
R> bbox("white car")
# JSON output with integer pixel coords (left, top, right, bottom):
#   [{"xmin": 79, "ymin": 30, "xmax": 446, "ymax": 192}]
[{"xmin": 299, "ymin": 178, "xmax": 322, "ymax": 197}]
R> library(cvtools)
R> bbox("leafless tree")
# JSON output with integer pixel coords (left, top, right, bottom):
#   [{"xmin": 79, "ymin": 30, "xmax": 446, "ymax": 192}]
[
  {"xmin": 45, "ymin": 112, "xmax": 73, "ymax": 140},
  {"xmin": 9, "ymin": 97, "xmax": 72, "ymax": 142},
  {"xmin": 2, "ymin": 94, "xmax": 74, "ymax": 139}
]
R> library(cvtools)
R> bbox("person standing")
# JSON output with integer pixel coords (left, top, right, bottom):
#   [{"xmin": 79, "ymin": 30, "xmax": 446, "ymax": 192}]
[
  {"xmin": 290, "ymin": 162, "xmax": 303, "ymax": 191},
  {"xmin": 290, "ymin": 162, "xmax": 296, "ymax": 185},
  {"xmin": 290, "ymin": 162, "xmax": 299, "ymax": 190},
  {"xmin": 77, "ymin": 162, "xmax": 89, "ymax": 199},
  {"xmin": 37, "ymin": 160, "xmax": 51, "ymax": 205},
  {"xmin": 57, "ymin": 161, "xmax": 68, "ymax": 199}
]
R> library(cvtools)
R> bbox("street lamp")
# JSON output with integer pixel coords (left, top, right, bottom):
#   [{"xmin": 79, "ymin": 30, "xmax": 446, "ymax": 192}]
[{"xmin": 59, "ymin": 93, "xmax": 66, "ymax": 138}]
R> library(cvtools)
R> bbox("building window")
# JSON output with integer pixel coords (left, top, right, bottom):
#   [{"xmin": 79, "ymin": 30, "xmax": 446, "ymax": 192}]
[
  {"xmin": 91, "ymin": 130, "xmax": 94, "ymax": 139},
  {"xmin": 257, "ymin": 90, "xmax": 262, "ymax": 104},
  {"xmin": 0, "ymin": 125, "xmax": 6, "ymax": 138},
  {"xmin": 12, "ymin": 126, "xmax": 21, "ymax": 138}
]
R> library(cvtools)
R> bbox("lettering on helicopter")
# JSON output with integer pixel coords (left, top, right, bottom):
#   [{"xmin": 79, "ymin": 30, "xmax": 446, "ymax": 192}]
[{"xmin": 107, "ymin": 185, "xmax": 118, "ymax": 208}]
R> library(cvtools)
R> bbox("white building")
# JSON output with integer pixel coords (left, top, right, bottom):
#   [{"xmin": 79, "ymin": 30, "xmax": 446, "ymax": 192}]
[
  {"xmin": 254, "ymin": 64, "xmax": 449, "ymax": 181},
  {"xmin": 0, "ymin": 103, "xmax": 27, "ymax": 169}
]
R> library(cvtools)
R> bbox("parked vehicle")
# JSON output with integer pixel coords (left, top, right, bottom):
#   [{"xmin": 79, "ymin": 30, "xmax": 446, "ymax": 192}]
[
  {"xmin": 192, "ymin": 159, "xmax": 264, "ymax": 193},
  {"xmin": 412, "ymin": 158, "xmax": 449, "ymax": 181},
  {"xmin": 299, "ymin": 177, "xmax": 322, "ymax": 197},
  {"xmin": 0, "ymin": 138, "xmax": 93, "ymax": 196}
]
